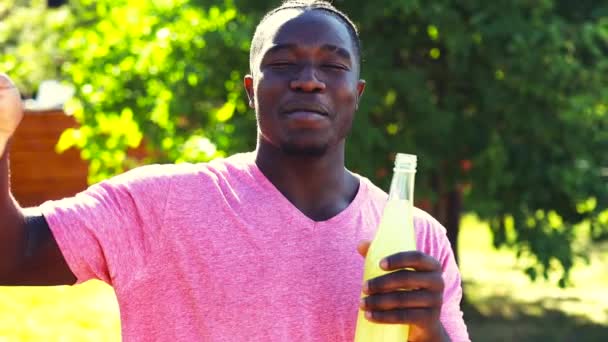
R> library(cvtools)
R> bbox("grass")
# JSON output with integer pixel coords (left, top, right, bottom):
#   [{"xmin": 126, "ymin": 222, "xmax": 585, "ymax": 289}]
[
  {"xmin": 459, "ymin": 215, "xmax": 608, "ymax": 341},
  {"xmin": 0, "ymin": 215, "xmax": 606, "ymax": 341},
  {"xmin": 0, "ymin": 281, "xmax": 118, "ymax": 341}
]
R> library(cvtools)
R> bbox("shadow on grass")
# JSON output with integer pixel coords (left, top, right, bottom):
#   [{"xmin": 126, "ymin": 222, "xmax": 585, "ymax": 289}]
[{"xmin": 462, "ymin": 294, "xmax": 608, "ymax": 342}]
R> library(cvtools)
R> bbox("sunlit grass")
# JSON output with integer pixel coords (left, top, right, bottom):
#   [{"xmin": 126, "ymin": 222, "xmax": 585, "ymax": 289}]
[
  {"xmin": 0, "ymin": 214, "xmax": 606, "ymax": 341},
  {"xmin": 460, "ymin": 214, "xmax": 608, "ymax": 323},
  {"xmin": 0, "ymin": 281, "xmax": 119, "ymax": 341},
  {"xmin": 460, "ymin": 214, "xmax": 608, "ymax": 341}
]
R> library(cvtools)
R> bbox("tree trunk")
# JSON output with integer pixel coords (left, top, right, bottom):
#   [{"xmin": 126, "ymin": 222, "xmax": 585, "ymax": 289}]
[
  {"xmin": 430, "ymin": 172, "xmax": 462, "ymax": 264},
  {"xmin": 445, "ymin": 189, "xmax": 462, "ymax": 265}
]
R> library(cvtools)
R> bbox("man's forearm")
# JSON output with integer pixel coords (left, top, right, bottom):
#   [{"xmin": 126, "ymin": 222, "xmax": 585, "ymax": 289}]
[
  {"xmin": 410, "ymin": 322, "xmax": 452, "ymax": 342},
  {"xmin": 437, "ymin": 323, "xmax": 451, "ymax": 342},
  {"xmin": 425, "ymin": 323, "xmax": 451, "ymax": 342},
  {"xmin": 0, "ymin": 144, "xmax": 26, "ymax": 278}
]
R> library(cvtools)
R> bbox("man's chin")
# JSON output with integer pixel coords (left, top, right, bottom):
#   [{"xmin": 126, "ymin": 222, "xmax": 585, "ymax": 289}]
[{"xmin": 280, "ymin": 142, "xmax": 329, "ymax": 157}]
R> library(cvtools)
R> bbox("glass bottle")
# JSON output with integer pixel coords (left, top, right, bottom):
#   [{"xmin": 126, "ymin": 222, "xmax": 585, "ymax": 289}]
[{"xmin": 354, "ymin": 153, "xmax": 417, "ymax": 341}]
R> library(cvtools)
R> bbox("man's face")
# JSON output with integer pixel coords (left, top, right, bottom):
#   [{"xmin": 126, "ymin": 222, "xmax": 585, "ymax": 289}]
[{"xmin": 245, "ymin": 10, "xmax": 365, "ymax": 156}]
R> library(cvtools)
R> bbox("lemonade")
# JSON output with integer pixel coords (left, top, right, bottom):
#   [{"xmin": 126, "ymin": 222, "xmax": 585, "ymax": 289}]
[{"xmin": 354, "ymin": 154, "xmax": 417, "ymax": 341}]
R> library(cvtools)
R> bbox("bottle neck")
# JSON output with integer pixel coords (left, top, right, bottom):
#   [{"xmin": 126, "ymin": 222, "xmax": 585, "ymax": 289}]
[{"xmin": 388, "ymin": 170, "xmax": 415, "ymax": 202}]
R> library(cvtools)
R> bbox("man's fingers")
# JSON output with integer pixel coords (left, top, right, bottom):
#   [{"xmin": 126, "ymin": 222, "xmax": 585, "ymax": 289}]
[
  {"xmin": 356, "ymin": 240, "xmax": 371, "ymax": 257},
  {"xmin": 364, "ymin": 307, "xmax": 433, "ymax": 325},
  {"xmin": 361, "ymin": 290, "xmax": 442, "ymax": 311},
  {"xmin": 0, "ymin": 74, "xmax": 16, "ymax": 89},
  {"xmin": 0, "ymin": 73, "xmax": 24, "ymax": 147},
  {"xmin": 365, "ymin": 269, "xmax": 444, "ymax": 294},
  {"xmin": 382, "ymin": 251, "xmax": 442, "ymax": 272}
]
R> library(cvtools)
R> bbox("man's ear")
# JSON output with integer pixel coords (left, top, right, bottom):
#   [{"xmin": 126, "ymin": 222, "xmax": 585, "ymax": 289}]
[
  {"xmin": 244, "ymin": 75, "xmax": 255, "ymax": 108},
  {"xmin": 355, "ymin": 80, "xmax": 366, "ymax": 109}
]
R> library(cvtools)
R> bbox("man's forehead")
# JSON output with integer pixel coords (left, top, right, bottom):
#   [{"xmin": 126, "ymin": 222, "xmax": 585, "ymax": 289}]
[{"xmin": 255, "ymin": 10, "xmax": 354, "ymax": 59}]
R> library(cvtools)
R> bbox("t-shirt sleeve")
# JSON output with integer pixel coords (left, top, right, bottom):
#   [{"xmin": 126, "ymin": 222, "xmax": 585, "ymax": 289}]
[
  {"xmin": 437, "ymin": 234, "xmax": 470, "ymax": 342},
  {"xmin": 39, "ymin": 164, "xmax": 173, "ymax": 286},
  {"xmin": 414, "ymin": 210, "xmax": 470, "ymax": 342}
]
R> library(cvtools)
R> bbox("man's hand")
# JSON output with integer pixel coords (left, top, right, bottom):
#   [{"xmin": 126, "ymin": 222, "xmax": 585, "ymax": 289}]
[
  {"xmin": 0, "ymin": 73, "xmax": 24, "ymax": 154},
  {"xmin": 357, "ymin": 241, "xmax": 450, "ymax": 342}
]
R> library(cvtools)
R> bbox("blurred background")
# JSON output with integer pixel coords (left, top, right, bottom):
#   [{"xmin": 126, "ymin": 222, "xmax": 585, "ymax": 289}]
[{"xmin": 1, "ymin": 0, "xmax": 607, "ymax": 341}]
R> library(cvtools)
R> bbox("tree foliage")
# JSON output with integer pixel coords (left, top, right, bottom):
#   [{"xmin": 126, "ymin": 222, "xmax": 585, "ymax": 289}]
[
  {"xmin": 56, "ymin": 0, "xmax": 256, "ymax": 181},
  {"xmin": 1, "ymin": 0, "xmax": 607, "ymax": 286},
  {"xmin": 0, "ymin": 0, "xmax": 73, "ymax": 95}
]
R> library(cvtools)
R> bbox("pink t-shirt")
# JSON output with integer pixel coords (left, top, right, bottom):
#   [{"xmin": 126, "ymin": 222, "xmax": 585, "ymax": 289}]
[{"xmin": 40, "ymin": 152, "xmax": 469, "ymax": 341}]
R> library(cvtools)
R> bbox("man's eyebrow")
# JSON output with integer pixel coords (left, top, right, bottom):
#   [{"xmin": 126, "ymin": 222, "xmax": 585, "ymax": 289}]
[
  {"xmin": 263, "ymin": 43, "xmax": 352, "ymax": 61},
  {"xmin": 264, "ymin": 43, "xmax": 298, "ymax": 56},
  {"xmin": 320, "ymin": 44, "xmax": 352, "ymax": 61}
]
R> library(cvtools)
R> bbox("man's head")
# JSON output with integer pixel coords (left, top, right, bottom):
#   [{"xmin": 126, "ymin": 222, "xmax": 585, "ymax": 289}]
[
  {"xmin": 249, "ymin": 1, "xmax": 362, "ymax": 75},
  {"xmin": 244, "ymin": 0, "xmax": 366, "ymax": 157}
]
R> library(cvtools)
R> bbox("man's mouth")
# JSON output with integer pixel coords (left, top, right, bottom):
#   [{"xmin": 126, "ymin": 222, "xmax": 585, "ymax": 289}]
[
  {"xmin": 286, "ymin": 109, "xmax": 328, "ymax": 116},
  {"xmin": 285, "ymin": 111, "xmax": 327, "ymax": 122},
  {"xmin": 281, "ymin": 103, "xmax": 331, "ymax": 128},
  {"xmin": 282, "ymin": 103, "xmax": 329, "ymax": 116}
]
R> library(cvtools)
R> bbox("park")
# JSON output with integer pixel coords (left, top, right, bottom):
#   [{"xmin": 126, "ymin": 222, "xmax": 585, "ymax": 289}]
[{"xmin": 1, "ymin": 0, "xmax": 607, "ymax": 341}]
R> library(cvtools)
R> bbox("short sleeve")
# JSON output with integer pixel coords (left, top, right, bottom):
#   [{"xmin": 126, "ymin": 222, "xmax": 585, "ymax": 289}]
[
  {"xmin": 414, "ymin": 209, "xmax": 470, "ymax": 342},
  {"xmin": 437, "ymin": 234, "xmax": 470, "ymax": 342},
  {"xmin": 39, "ymin": 164, "xmax": 174, "ymax": 287}
]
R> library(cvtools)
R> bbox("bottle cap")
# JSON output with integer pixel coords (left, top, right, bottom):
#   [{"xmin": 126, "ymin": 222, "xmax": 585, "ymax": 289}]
[{"xmin": 394, "ymin": 153, "xmax": 417, "ymax": 172}]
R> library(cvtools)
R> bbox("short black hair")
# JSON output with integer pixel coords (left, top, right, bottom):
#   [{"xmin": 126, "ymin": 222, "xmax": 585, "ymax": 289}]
[{"xmin": 249, "ymin": 0, "xmax": 361, "ymax": 72}]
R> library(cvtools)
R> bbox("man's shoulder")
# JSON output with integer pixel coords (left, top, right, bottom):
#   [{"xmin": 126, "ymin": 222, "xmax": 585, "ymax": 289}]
[
  {"xmin": 356, "ymin": 175, "xmax": 388, "ymax": 206},
  {"xmin": 105, "ymin": 152, "xmax": 256, "ymax": 186},
  {"xmin": 103, "ymin": 163, "xmax": 201, "ymax": 187},
  {"xmin": 359, "ymin": 176, "xmax": 447, "ymax": 236},
  {"xmin": 207, "ymin": 151, "xmax": 256, "ymax": 175},
  {"xmin": 412, "ymin": 207, "xmax": 447, "ymax": 235}
]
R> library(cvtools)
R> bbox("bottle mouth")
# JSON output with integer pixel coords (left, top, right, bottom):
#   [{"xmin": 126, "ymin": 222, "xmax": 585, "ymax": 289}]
[{"xmin": 394, "ymin": 153, "xmax": 417, "ymax": 172}]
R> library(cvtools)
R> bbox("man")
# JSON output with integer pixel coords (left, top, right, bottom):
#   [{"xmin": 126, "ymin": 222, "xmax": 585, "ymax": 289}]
[{"xmin": 0, "ymin": 1, "xmax": 469, "ymax": 341}]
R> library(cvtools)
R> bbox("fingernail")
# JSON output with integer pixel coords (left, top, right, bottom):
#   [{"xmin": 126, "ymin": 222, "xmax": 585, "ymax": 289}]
[
  {"xmin": 380, "ymin": 258, "xmax": 389, "ymax": 269},
  {"xmin": 359, "ymin": 298, "xmax": 366, "ymax": 309},
  {"xmin": 365, "ymin": 311, "xmax": 372, "ymax": 319}
]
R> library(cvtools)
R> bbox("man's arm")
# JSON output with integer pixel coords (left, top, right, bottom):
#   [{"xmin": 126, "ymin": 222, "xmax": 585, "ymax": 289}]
[{"xmin": 0, "ymin": 74, "xmax": 76, "ymax": 286}]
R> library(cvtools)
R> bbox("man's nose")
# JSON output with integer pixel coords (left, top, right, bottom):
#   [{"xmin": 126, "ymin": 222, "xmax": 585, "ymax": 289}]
[{"xmin": 290, "ymin": 66, "xmax": 326, "ymax": 92}]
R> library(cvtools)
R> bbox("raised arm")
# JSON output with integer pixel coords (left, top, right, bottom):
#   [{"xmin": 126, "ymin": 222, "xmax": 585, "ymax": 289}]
[{"xmin": 0, "ymin": 73, "xmax": 75, "ymax": 285}]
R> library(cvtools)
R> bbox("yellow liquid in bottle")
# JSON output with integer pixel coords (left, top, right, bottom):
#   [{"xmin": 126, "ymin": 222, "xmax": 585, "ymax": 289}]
[{"xmin": 354, "ymin": 199, "xmax": 416, "ymax": 342}]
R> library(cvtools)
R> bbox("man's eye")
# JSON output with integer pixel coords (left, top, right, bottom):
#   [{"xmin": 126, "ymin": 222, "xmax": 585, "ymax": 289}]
[
  {"xmin": 269, "ymin": 62, "xmax": 295, "ymax": 69},
  {"xmin": 322, "ymin": 64, "xmax": 348, "ymax": 70}
]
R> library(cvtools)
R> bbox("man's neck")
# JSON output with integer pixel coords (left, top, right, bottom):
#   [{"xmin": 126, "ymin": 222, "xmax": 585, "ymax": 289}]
[{"xmin": 254, "ymin": 140, "xmax": 359, "ymax": 222}]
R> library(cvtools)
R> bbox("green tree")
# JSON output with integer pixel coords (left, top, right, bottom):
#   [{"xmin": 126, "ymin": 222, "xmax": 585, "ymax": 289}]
[
  {"xmin": 0, "ymin": 0, "xmax": 73, "ymax": 96},
  {"xmin": 335, "ymin": 0, "xmax": 608, "ymax": 286},
  {"xmin": 2, "ymin": 0, "xmax": 607, "ymax": 286},
  {"xmin": 55, "ymin": 0, "xmax": 256, "ymax": 182},
  {"xmin": 237, "ymin": 1, "xmax": 608, "ymax": 286}
]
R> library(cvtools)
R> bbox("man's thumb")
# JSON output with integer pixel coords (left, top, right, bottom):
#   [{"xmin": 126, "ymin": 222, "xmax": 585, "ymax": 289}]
[
  {"xmin": 356, "ymin": 240, "xmax": 371, "ymax": 257},
  {"xmin": 0, "ymin": 73, "xmax": 16, "ymax": 88}
]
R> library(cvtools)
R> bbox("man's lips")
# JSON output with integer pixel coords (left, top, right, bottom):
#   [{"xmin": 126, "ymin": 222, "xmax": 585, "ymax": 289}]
[
  {"xmin": 286, "ymin": 111, "xmax": 327, "ymax": 120},
  {"xmin": 285, "ymin": 109, "xmax": 327, "ymax": 116},
  {"xmin": 281, "ymin": 102, "xmax": 330, "ymax": 116},
  {"xmin": 282, "ymin": 110, "xmax": 330, "ymax": 129}
]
